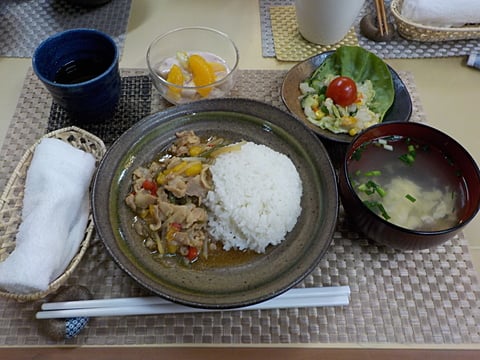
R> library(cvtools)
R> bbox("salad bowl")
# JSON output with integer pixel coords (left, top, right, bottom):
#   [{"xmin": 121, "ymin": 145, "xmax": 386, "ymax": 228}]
[{"xmin": 281, "ymin": 48, "xmax": 412, "ymax": 166}]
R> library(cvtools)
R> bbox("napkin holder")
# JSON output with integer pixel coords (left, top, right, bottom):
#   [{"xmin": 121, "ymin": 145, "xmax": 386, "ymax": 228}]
[
  {"xmin": 391, "ymin": 0, "xmax": 480, "ymax": 42},
  {"xmin": 0, "ymin": 127, "xmax": 106, "ymax": 301}
]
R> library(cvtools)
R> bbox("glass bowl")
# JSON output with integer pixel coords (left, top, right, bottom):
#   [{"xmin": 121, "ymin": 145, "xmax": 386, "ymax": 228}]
[{"xmin": 146, "ymin": 27, "xmax": 239, "ymax": 105}]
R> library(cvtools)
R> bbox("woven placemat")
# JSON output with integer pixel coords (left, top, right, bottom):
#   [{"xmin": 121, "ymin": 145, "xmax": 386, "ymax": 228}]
[
  {"xmin": 47, "ymin": 75, "xmax": 153, "ymax": 146},
  {"xmin": 270, "ymin": 6, "xmax": 359, "ymax": 62},
  {"xmin": 0, "ymin": 68, "xmax": 479, "ymax": 346},
  {"xmin": 0, "ymin": 0, "xmax": 132, "ymax": 58},
  {"xmin": 260, "ymin": 0, "xmax": 480, "ymax": 60}
]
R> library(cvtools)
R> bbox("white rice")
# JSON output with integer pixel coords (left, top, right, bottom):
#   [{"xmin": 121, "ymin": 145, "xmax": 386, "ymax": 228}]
[{"xmin": 204, "ymin": 142, "xmax": 303, "ymax": 253}]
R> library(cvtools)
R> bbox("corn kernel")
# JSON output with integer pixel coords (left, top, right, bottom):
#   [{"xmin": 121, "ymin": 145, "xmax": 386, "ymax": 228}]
[
  {"xmin": 342, "ymin": 116, "xmax": 357, "ymax": 126},
  {"xmin": 314, "ymin": 109, "xmax": 325, "ymax": 119},
  {"xmin": 349, "ymin": 128, "xmax": 358, "ymax": 136}
]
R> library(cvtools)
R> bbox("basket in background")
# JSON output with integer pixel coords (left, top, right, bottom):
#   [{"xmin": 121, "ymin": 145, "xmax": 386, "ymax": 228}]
[{"xmin": 391, "ymin": 0, "xmax": 480, "ymax": 42}]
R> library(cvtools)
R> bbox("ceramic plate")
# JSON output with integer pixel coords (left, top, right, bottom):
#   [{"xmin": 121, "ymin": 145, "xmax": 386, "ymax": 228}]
[
  {"xmin": 281, "ymin": 51, "xmax": 413, "ymax": 144},
  {"xmin": 92, "ymin": 98, "xmax": 339, "ymax": 309}
]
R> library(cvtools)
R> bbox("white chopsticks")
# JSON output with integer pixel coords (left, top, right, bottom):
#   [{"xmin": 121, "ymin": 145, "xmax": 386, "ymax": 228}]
[{"xmin": 36, "ymin": 286, "xmax": 350, "ymax": 319}]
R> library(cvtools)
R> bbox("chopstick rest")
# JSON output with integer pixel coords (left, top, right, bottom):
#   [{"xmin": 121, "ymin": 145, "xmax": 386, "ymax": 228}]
[
  {"xmin": 38, "ymin": 285, "xmax": 93, "ymax": 340},
  {"xmin": 360, "ymin": 0, "xmax": 395, "ymax": 42}
]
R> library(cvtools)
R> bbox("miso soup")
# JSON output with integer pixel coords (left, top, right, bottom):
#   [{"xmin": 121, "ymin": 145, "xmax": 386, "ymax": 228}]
[{"xmin": 348, "ymin": 135, "xmax": 467, "ymax": 231}]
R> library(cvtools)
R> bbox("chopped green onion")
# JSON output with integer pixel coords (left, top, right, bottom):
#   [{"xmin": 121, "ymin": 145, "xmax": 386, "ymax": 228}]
[
  {"xmin": 375, "ymin": 185, "xmax": 386, "ymax": 198},
  {"xmin": 364, "ymin": 170, "xmax": 381, "ymax": 177},
  {"xmin": 399, "ymin": 153, "xmax": 415, "ymax": 165},
  {"xmin": 363, "ymin": 200, "xmax": 391, "ymax": 220},
  {"xmin": 363, "ymin": 200, "xmax": 375, "ymax": 210},
  {"xmin": 405, "ymin": 194, "xmax": 416, "ymax": 203},
  {"xmin": 357, "ymin": 183, "xmax": 374, "ymax": 195},
  {"xmin": 351, "ymin": 147, "xmax": 363, "ymax": 161},
  {"xmin": 377, "ymin": 203, "xmax": 391, "ymax": 220},
  {"xmin": 399, "ymin": 140, "xmax": 418, "ymax": 165},
  {"xmin": 358, "ymin": 180, "xmax": 387, "ymax": 197}
]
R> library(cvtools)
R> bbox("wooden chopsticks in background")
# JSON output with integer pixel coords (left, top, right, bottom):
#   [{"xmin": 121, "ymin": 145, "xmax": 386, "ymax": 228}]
[{"xmin": 374, "ymin": 0, "xmax": 389, "ymax": 36}]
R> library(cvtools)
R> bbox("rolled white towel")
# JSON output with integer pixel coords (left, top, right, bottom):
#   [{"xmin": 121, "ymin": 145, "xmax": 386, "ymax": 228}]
[
  {"xmin": 401, "ymin": 0, "xmax": 480, "ymax": 27},
  {"xmin": 0, "ymin": 138, "xmax": 96, "ymax": 294}
]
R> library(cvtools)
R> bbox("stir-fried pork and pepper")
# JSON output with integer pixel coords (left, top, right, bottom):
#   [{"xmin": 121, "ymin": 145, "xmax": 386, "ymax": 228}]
[{"xmin": 125, "ymin": 131, "xmax": 241, "ymax": 265}]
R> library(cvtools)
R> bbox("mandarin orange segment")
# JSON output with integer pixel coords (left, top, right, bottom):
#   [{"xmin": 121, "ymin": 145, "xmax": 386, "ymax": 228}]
[
  {"xmin": 209, "ymin": 61, "xmax": 226, "ymax": 73},
  {"xmin": 188, "ymin": 54, "xmax": 215, "ymax": 97},
  {"xmin": 166, "ymin": 64, "xmax": 184, "ymax": 94}
]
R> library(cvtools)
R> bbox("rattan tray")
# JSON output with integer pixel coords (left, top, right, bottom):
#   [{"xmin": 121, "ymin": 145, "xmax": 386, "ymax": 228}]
[
  {"xmin": 0, "ymin": 126, "xmax": 106, "ymax": 301},
  {"xmin": 391, "ymin": 0, "xmax": 480, "ymax": 42}
]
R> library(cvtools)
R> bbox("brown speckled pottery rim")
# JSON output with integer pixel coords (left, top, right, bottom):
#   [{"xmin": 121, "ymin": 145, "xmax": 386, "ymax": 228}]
[{"xmin": 92, "ymin": 98, "xmax": 339, "ymax": 309}]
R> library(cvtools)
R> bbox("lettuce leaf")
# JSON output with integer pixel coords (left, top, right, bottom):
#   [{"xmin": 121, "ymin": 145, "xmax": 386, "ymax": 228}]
[{"xmin": 310, "ymin": 46, "xmax": 394, "ymax": 120}]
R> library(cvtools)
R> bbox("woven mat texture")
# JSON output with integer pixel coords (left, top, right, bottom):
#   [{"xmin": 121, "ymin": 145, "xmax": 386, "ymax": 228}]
[
  {"xmin": 270, "ymin": 6, "xmax": 359, "ymax": 62},
  {"xmin": 0, "ymin": 68, "xmax": 479, "ymax": 346},
  {"xmin": 0, "ymin": 0, "xmax": 132, "ymax": 58},
  {"xmin": 260, "ymin": 0, "xmax": 480, "ymax": 60}
]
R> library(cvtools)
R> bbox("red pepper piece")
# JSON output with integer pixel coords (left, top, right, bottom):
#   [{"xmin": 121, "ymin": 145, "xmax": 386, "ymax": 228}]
[{"xmin": 142, "ymin": 180, "xmax": 158, "ymax": 195}]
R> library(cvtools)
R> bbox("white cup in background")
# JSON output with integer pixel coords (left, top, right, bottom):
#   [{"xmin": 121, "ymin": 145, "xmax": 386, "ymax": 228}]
[{"xmin": 295, "ymin": 0, "xmax": 365, "ymax": 45}]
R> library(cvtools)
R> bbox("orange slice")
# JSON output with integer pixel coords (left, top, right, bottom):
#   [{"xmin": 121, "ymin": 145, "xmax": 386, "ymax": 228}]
[
  {"xmin": 188, "ymin": 54, "xmax": 215, "ymax": 97},
  {"xmin": 166, "ymin": 64, "xmax": 184, "ymax": 94},
  {"xmin": 209, "ymin": 61, "xmax": 226, "ymax": 73}
]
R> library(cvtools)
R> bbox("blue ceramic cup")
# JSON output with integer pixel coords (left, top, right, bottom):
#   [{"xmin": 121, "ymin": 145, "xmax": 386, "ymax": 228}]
[{"xmin": 32, "ymin": 28, "xmax": 121, "ymax": 123}]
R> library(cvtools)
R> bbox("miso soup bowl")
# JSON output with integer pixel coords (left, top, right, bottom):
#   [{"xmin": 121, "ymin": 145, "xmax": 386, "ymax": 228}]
[{"xmin": 338, "ymin": 122, "xmax": 480, "ymax": 250}]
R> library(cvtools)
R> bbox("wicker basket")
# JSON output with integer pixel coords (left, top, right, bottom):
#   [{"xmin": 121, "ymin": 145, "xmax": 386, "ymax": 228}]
[
  {"xmin": 0, "ymin": 127, "xmax": 106, "ymax": 301},
  {"xmin": 391, "ymin": 0, "xmax": 480, "ymax": 42}
]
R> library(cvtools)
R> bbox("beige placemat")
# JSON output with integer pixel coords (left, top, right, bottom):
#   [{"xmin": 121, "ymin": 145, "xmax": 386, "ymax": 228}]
[
  {"xmin": 0, "ymin": 69, "xmax": 479, "ymax": 346},
  {"xmin": 270, "ymin": 5, "xmax": 359, "ymax": 62}
]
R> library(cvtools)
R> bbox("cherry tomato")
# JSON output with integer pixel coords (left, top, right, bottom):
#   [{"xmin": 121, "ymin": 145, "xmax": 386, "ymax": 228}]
[
  {"xmin": 186, "ymin": 246, "xmax": 198, "ymax": 262},
  {"xmin": 326, "ymin": 76, "xmax": 357, "ymax": 107}
]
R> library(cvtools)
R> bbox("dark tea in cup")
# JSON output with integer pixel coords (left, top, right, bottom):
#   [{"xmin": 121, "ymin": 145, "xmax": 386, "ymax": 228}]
[{"xmin": 32, "ymin": 28, "xmax": 121, "ymax": 123}]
